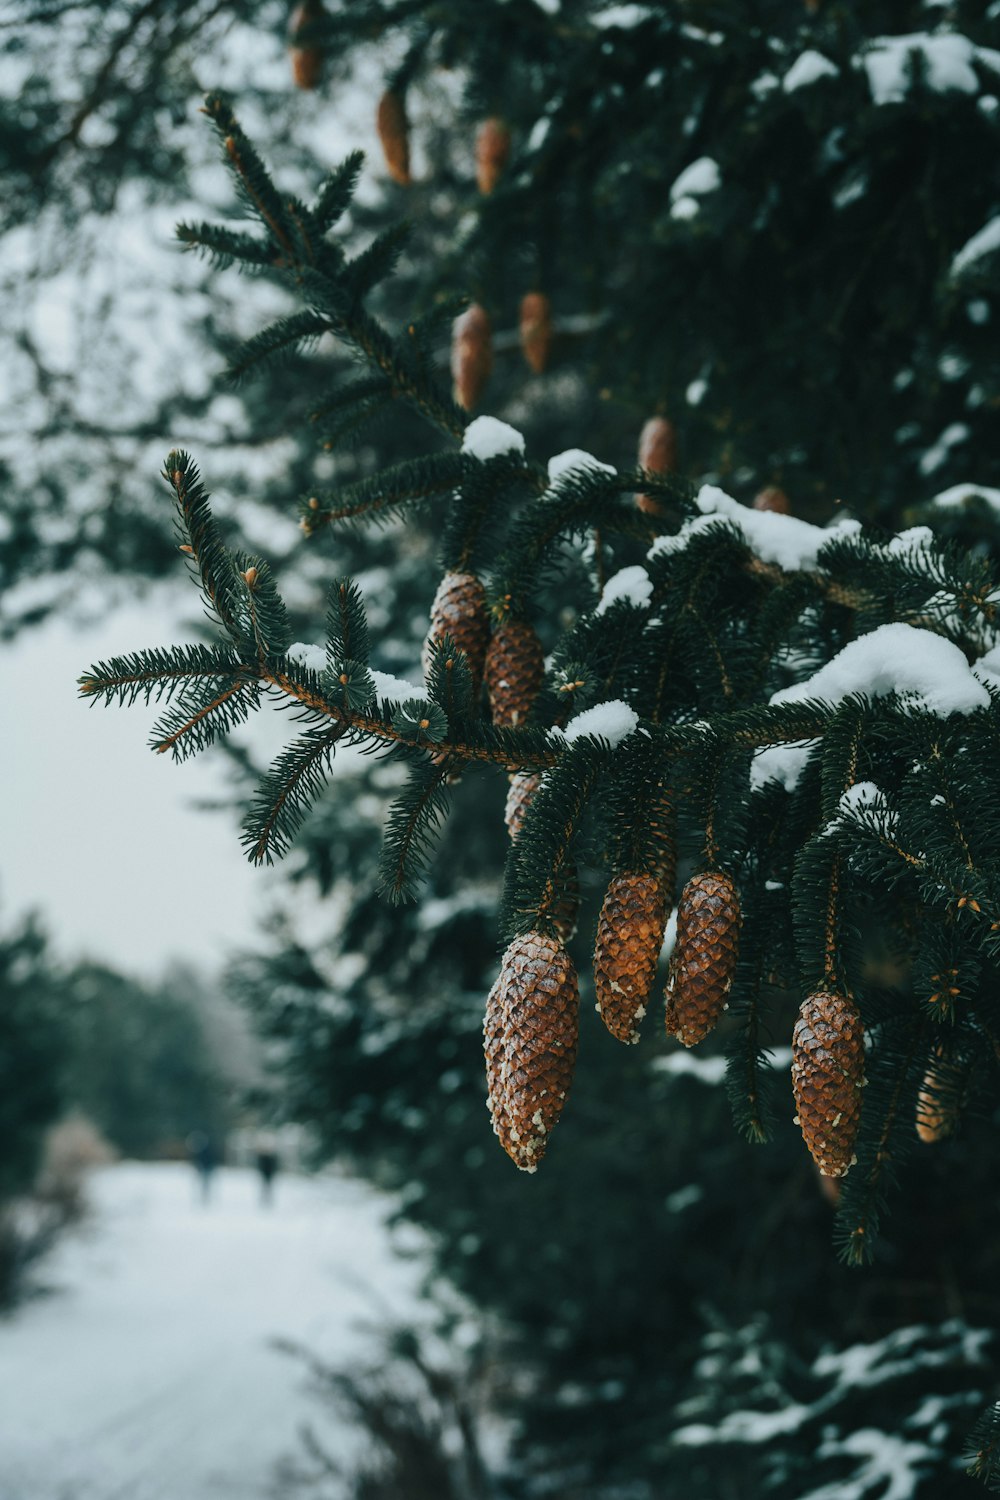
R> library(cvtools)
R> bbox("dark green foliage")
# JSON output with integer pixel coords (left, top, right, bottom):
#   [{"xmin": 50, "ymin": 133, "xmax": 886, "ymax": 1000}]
[
  {"xmin": 0, "ymin": 915, "xmax": 71, "ymax": 1203},
  {"xmin": 968, "ymin": 1403, "xmax": 1000, "ymax": 1493},
  {"xmin": 242, "ymin": 721, "xmax": 347, "ymax": 867},
  {"xmin": 379, "ymin": 758, "xmax": 454, "ymax": 903}
]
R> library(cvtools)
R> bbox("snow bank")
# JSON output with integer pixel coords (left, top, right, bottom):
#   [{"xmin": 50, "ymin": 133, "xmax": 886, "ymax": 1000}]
[
  {"xmin": 595, "ymin": 565, "xmax": 653, "ymax": 616},
  {"xmin": 461, "ymin": 415, "xmax": 525, "ymax": 460}
]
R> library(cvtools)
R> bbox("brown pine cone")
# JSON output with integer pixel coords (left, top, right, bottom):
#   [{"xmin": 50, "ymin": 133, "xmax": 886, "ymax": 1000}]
[
  {"xmin": 421, "ymin": 570, "xmax": 490, "ymax": 690},
  {"xmin": 505, "ymin": 771, "xmax": 542, "ymax": 842},
  {"xmin": 484, "ymin": 930, "xmax": 579, "ymax": 1171},
  {"xmin": 637, "ymin": 416, "xmax": 677, "ymax": 516},
  {"xmin": 289, "ymin": 1, "xmax": 324, "ymax": 89},
  {"xmin": 595, "ymin": 873, "xmax": 667, "ymax": 1044},
  {"xmin": 486, "ymin": 618, "xmax": 545, "ymax": 728},
  {"xmin": 915, "ymin": 1047, "xmax": 955, "ymax": 1143},
  {"xmin": 753, "ymin": 486, "xmax": 790, "ymax": 515},
  {"xmin": 376, "ymin": 90, "xmax": 411, "ymax": 185},
  {"xmin": 647, "ymin": 782, "xmax": 677, "ymax": 901},
  {"xmin": 792, "ymin": 990, "xmax": 865, "ymax": 1178},
  {"xmin": 451, "ymin": 304, "xmax": 493, "ymax": 411},
  {"xmin": 475, "ymin": 117, "xmax": 511, "ymax": 194},
  {"xmin": 520, "ymin": 293, "xmax": 553, "ymax": 374},
  {"xmin": 664, "ymin": 872, "xmax": 741, "ymax": 1047}
]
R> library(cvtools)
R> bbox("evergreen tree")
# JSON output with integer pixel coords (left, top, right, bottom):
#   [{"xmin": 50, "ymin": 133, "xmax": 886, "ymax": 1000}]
[{"xmin": 27, "ymin": 0, "xmax": 1000, "ymax": 1491}]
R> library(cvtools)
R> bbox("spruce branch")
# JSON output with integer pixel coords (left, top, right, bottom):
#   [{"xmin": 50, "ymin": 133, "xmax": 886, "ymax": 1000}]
[
  {"xmin": 78, "ymin": 644, "xmax": 250, "ymax": 707},
  {"xmin": 242, "ymin": 721, "xmax": 347, "ymax": 866},
  {"xmin": 378, "ymin": 757, "xmax": 454, "ymax": 903}
]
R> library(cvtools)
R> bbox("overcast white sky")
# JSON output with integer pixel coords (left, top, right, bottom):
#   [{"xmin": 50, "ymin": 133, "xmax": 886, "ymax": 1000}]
[{"xmin": 0, "ymin": 590, "xmax": 295, "ymax": 976}]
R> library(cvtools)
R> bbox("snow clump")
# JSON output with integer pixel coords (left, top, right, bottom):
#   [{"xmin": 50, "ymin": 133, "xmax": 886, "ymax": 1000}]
[
  {"xmin": 547, "ymin": 449, "xmax": 617, "ymax": 483},
  {"xmin": 857, "ymin": 32, "xmax": 1000, "ymax": 106},
  {"xmin": 461, "ymin": 415, "xmax": 525, "ymax": 460},
  {"xmin": 647, "ymin": 483, "xmax": 861, "ymax": 573},
  {"xmin": 595, "ymin": 565, "xmax": 653, "ymax": 616},
  {"xmin": 287, "ymin": 642, "xmax": 327, "ymax": 673},
  {"xmin": 561, "ymin": 699, "xmax": 639, "ymax": 748},
  {"xmin": 783, "ymin": 50, "xmax": 840, "ymax": 91}
]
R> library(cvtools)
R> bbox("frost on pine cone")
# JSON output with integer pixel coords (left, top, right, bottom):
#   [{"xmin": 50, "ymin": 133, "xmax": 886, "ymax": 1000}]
[
  {"xmin": 505, "ymin": 770, "xmax": 541, "ymax": 842},
  {"xmin": 519, "ymin": 293, "xmax": 553, "ymax": 374},
  {"xmin": 483, "ymin": 930, "xmax": 579, "ymax": 1172},
  {"xmin": 421, "ymin": 570, "xmax": 490, "ymax": 689},
  {"xmin": 485, "ymin": 618, "xmax": 545, "ymax": 728},
  {"xmin": 475, "ymin": 116, "xmax": 511, "ymax": 194},
  {"xmin": 376, "ymin": 90, "xmax": 411, "ymax": 185},
  {"xmin": 664, "ymin": 872, "xmax": 741, "ymax": 1047},
  {"xmin": 595, "ymin": 873, "xmax": 667, "ymax": 1045},
  {"xmin": 451, "ymin": 304, "xmax": 493, "ymax": 410},
  {"xmin": 791, "ymin": 991, "xmax": 865, "ymax": 1178}
]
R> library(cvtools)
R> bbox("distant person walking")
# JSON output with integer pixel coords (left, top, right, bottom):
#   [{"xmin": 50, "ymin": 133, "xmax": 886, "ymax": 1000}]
[
  {"xmin": 187, "ymin": 1130, "xmax": 217, "ymax": 1204},
  {"xmin": 254, "ymin": 1132, "xmax": 280, "ymax": 1207}
]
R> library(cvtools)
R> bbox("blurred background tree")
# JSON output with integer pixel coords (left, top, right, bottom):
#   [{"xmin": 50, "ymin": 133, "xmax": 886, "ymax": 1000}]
[{"xmin": 5, "ymin": 1, "xmax": 1000, "ymax": 1495}]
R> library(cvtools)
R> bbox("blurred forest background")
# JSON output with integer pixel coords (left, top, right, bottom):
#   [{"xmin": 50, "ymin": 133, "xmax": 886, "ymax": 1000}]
[{"xmin": 3, "ymin": 2, "xmax": 1000, "ymax": 1497}]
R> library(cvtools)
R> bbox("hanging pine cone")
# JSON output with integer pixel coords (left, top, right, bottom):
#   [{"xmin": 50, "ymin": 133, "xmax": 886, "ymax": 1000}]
[
  {"xmin": 520, "ymin": 293, "xmax": 554, "ymax": 374},
  {"xmin": 664, "ymin": 871, "xmax": 741, "ymax": 1047},
  {"xmin": 636, "ymin": 416, "xmax": 677, "ymax": 516},
  {"xmin": 791, "ymin": 990, "xmax": 865, "ymax": 1178},
  {"xmin": 505, "ymin": 771, "xmax": 542, "ymax": 841},
  {"xmin": 595, "ymin": 873, "xmax": 667, "ymax": 1044},
  {"xmin": 475, "ymin": 117, "xmax": 511, "ymax": 194},
  {"xmin": 451, "ymin": 304, "xmax": 493, "ymax": 411},
  {"xmin": 915, "ymin": 1047, "xmax": 955, "ymax": 1143},
  {"xmin": 483, "ymin": 930, "xmax": 579, "ymax": 1171},
  {"xmin": 753, "ymin": 486, "xmax": 790, "ymax": 515},
  {"xmin": 376, "ymin": 90, "xmax": 411, "ymax": 185},
  {"xmin": 421, "ymin": 570, "xmax": 490, "ymax": 690},
  {"xmin": 289, "ymin": 0, "xmax": 324, "ymax": 89},
  {"xmin": 486, "ymin": 618, "xmax": 545, "ymax": 728},
  {"xmin": 648, "ymin": 782, "xmax": 677, "ymax": 900}
]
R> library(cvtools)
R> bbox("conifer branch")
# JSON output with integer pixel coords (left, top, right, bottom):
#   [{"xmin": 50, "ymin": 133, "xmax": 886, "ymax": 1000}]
[{"xmin": 242, "ymin": 722, "xmax": 347, "ymax": 865}]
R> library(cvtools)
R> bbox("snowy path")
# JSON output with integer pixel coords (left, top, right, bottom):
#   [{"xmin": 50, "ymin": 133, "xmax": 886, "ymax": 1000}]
[{"xmin": 0, "ymin": 1163, "xmax": 423, "ymax": 1500}]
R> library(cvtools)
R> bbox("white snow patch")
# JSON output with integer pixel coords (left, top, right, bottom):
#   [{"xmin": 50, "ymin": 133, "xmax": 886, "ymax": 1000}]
[
  {"xmin": 591, "ymin": 4, "xmax": 654, "ymax": 28},
  {"xmin": 750, "ymin": 740, "xmax": 819, "ymax": 793},
  {"xmin": 369, "ymin": 668, "xmax": 426, "ymax": 702},
  {"xmin": 670, "ymin": 156, "xmax": 721, "ymax": 201},
  {"xmin": 288, "ymin": 641, "xmax": 327, "ymax": 672},
  {"xmin": 562, "ymin": 699, "xmax": 639, "ymax": 748},
  {"xmin": 648, "ymin": 483, "xmax": 861, "ymax": 574},
  {"xmin": 595, "ymin": 565, "xmax": 653, "ymax": 616},
  {"xmin": 461, "ymin": 415, "xmax": 525, "ymax": 460},
  {"xmin": 671, "ymin": 195, "xmax": 702, "ymax": 221},
  {"xmin": 804, "ymin": 1429, "xmax": 936, "ymax": 1500},
  {"xmin": 653, "ymin": 1052, "xmax": 728, "ymax": 1085},
  {"xmin": 858, "ymin": 33, "xmax": 1000, "ymax": 105},
  {"xmin": 661, "ymin": 906, "xmax": 678, "ymax": 962},
  {"xmin": 769, "ymin": 623, "xmax": 990, "ymax": 718},
  {"xmin": 932, "ymin": 481, "xmax": 1000, "ymax": 512},
  {"xmin": 783, "ymin": 50, "xmax": 839, "ymax": 91},
  {"xmin": 973, "ymin": 643, "xmax": 1000, "ymax": 690},
  {"xmin": 547, "ymin": 448, "xmax": 617, "ymax": 483},
  {"xmin": 686, "ymin": 377, "xmax": 708, "ymax": 405}
]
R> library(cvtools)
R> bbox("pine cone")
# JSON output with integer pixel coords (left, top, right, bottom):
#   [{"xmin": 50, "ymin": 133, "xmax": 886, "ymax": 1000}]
[
  {"xmin": 421, "ymin": 570, "xmax": 490, "ymax": 690},
  {"xmin": 486, "ymin": 618, "xmax": 545, "ymax": 728},
  {"xmin": 637, "ymin": 416, "xmax": 677, "ymax": 516},
  {"xmin": 791, "ymin": 990, "xmax": 865, "ymax": 1178},
  {"xmin": 595, "ymin": 873, "xmax": 667, "ymax": 1044},
  {"xmin": 484, "ymin": 931, "xmax": 579, "ymax": 1171},
  {"xmin": 289, "ymin": 1, "xmax": 324, "ymax": 89},
  {"xmin": 753, "ymin": 486, "xmax": 790, "ymax": 515},
  {"xmin": 664, "ymin": 871, "xmax": 741, "ymax": 1047},
  {"xmin": 451, "ymin": 304, "xmax": 493, "ymax": 411},
  {"xmin": 648, "ymin": 782, "xmax": 677, "ymax": 900},
  {"xmin": 520, "ymin": 293, "xmax": 553, "ymax": 374},
  {"xmin": 915, "ymin": 1047, "xmax": 954, "ymax": 1143},
  {"xmin": 475, "ymin": 117, "xmax": 511, "ymax": 194},
  {"xmin": 376, "ymin": 90, "xmax": 411, "ymax": 185},
  {"xmin": 505, "ymin": 771, "xmax": 542, "ymax": 841}
]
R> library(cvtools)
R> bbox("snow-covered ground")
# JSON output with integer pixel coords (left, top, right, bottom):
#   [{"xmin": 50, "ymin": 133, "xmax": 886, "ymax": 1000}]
[{"xmin": 0, "ymin": 1163, "xmax": 424, "ymax": 1500}]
